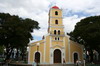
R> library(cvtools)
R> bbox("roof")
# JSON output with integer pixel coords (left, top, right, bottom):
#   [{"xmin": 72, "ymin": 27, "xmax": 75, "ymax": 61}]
[{"xmin": 52, "ymin": 6, "xmax": 59, "ymax": 9}]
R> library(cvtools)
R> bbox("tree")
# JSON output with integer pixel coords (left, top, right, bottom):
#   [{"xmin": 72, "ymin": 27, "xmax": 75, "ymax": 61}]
[
  {"xmin": 0, "ymin": 13, "xmax": 40, "ymax": 60},
  {"xmin": 0, "ymin": 45, "xmax": 4, "ymax": 55},
  {"xmin": 68, "ymin": 16, "xmax": 100, "ymax": 62}
]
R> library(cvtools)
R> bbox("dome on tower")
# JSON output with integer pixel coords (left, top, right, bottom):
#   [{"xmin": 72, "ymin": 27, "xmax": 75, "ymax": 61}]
[{"xmin": 52, "ymin": 6, "xmax": 59, "ymax": 9}]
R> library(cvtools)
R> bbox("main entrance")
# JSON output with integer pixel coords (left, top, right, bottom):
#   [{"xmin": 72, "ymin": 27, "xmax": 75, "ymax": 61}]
[{"xmin": 54, "ymin": 49, "xmax": 61, "ymax": 63}]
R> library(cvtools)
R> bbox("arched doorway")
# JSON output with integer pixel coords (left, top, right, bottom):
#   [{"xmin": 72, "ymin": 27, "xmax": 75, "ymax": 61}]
[
  {"xmin": 35, "ymin": 52, "xmax": 40, "ymax": 63},
  {"xmin": 74, "ymin": 53, "xmax": 78, "ymax": 63},
  {"xmin": 54, "ymin": 49, "xmax": 61, "ymax": 63}
]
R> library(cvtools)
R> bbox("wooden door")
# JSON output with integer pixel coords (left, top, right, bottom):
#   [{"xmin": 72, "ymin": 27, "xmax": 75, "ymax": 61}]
[{"xmin": 54, "ymin": 49, "xmax": 61, "ymax": 63}]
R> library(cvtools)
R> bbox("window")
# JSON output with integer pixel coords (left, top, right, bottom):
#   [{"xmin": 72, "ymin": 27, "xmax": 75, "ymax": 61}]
[
  {"xmin": 55, "ymin": 37, "xmax": 60, "ymax": 40},
  {"xmin": 55, "ymin": 20, "xmax": 58, "ymax": 24},
  {"xmin": 55, "ymin": 11, "xmax": 58, "ymax": 15},
  {"xmin": 35, "ymin": 52, "xmax": 40, "ymax": 63},
  {"xmin": 55, "ymin": 37, "xmax": 57, "ymax": 40},
  {"xmin": 58, "ymin": 37, "xmax": 59, "ymax": 40},
  {"xmin": 54, "ymin": 30, "xmax": 56, "ymax": 35},
  {"xmin": 58, "ymin": 30, "xmax": 60, "ymax": 35}
]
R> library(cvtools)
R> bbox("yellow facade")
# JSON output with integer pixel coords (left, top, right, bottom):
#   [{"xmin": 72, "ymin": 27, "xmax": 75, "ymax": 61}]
[{"xmin": 28, "ymin": 6, "xmax": 83, "ymax": 64}]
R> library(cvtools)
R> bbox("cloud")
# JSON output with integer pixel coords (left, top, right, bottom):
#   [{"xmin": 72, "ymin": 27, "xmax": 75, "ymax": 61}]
[
  {"xmin": 0, "ymin": 0, "xmax": 100, "ymax": 41},
  {"xmin": 63, "ymin": 15, "xmax": 85, "ymax": 33},
  {"xmin": 31, "ymin": 29, "xmax": 47, "ymax": 38}
]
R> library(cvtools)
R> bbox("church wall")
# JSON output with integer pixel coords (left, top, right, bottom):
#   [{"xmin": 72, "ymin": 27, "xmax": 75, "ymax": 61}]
[
  {"xmin": 52, "ymin": 41, "xmax": 63, "ymax": 47},
  {"xmin": 39, "ymin": 42, "xmax": 45, "ymax": 63},
  {"xmin": 45, "ymin": 36, "xmax": 50, "ymax": 63},
  {"xmin": 50, "ymin": 9, "xmax": 62, "ymax": 18},
  {"xmin": 29, "ymin": 40, "xmax": 45, "ymax": 63},
  {"xmin": 65, "ymin": 36, "xmax": 69, "ymax": 63},
  {"xmin": 50, "ymin": 28, "xmax": 64, "ymax": 32},
  {"xmin": 29, "ymin": 45, "xmax": 37, "ymax": 63},
  {"xmin": 70, "ymin": 41, "xmax": 83, "ymax": 62},
  {"xmin": 28, "ymin": 6, "xmax": 84, "ymax": 64},
  {"xmin": 52, "ymin": 36, "xmax": 63, "ymax": 41},
  {"xmin": 50, "ymin": 18, "xmax": 62, "ymax": 25}
]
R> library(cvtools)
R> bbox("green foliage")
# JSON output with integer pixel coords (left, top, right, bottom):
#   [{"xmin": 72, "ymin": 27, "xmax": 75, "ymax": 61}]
[
  {"xmin": 69, "ymin": 16, "xmax": 100, "ymax": 49},
  {"xmin": 0, "ymin": 45, "xmax": 4, "ymax": 54},
  {"xmin": 0, "ymin": 13, "xmax": 40, "ymax": 48},
  {"xmin": 0, "ymin": 12, "xmax": 40, "ymax": 60}
]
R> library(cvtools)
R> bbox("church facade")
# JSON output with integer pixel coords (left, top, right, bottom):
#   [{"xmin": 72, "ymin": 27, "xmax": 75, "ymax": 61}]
[{"xmin": 28, "ymin": 6, "xmax": 83, "ymax": 64}]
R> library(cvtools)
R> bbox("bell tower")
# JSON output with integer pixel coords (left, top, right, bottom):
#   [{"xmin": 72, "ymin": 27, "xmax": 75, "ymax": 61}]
[
  {"xmin": 48, "ymin": 6, "xmax": 65, "ymax": 63},
  {"xmin": 48, "ymin": 6, "xmax": 65, "ymax": 39}
]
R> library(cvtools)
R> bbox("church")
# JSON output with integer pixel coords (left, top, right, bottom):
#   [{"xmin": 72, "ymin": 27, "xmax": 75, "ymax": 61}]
[{"xmin": 28, "ymin": 6, "xmax": 83, "ymax": 65}]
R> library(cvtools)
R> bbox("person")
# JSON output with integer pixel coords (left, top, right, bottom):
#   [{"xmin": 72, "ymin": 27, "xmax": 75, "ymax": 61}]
[
  {"xmin": 76, "ymin": 60, "xmax": 79, "ymax": 66},
  {"xmin": 63, "ymin": 58, "xmax": 65, "ymax": 63},
  {"xmin": 32, "ymin": 59, "xmax": 37, "ymax": 66},
  {"xmin": 78, "ymin": 60, "xmax": 82, "ymax": 66},
  {"xmin": 76, "ymin": 60, "xmax": 82, "ymax": 66}
]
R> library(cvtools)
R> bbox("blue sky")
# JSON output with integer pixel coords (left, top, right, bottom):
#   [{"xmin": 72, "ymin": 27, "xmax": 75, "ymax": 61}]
[{"xmin": 0, "ymin": 0, "xmax": 100, "ymax": 43}]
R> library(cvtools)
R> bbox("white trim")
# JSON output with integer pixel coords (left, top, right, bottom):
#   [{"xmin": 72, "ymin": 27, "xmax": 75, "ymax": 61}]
[
  {"xmin": 50, "ymin": 16, "xmax": 63, "ymax": 18},
  {"xmin": 50, "ymin": 36, "xmax": 52, "ymax": 63},
  {"xmin": 49, "ymin": 9, "xmax": 52, "ymax": 32},
  {"xmin": 50, "ymin": 48, "xmax": 53, "ymax": 64},
  {"xmin": 28, "ymin": 47, "xmax": 30, "ymax": 64},
  {"xmin": 50, "ymin": 36, "xmax": 52, "ymax": 47},
  {"xmin": 72, "ymin": 51, "xmax": 80, "ymax": 63},
  {"xmin": 51, "ymin": 45, "xmax": 65, "ymax": 49},
  {"xmin": 63, "ymin": 37, "xmax": 65, "ymax": 60},
  {"xmin": 34, "ymin": 51, "xmax": 42, "ymax": 63},
  {"xmin": 49, "ymin": 26, "xmax": 64, "ymax": 28},
  {"xmin": 62, "ymin": 48, "xmax": 65, "ymax": 64}
]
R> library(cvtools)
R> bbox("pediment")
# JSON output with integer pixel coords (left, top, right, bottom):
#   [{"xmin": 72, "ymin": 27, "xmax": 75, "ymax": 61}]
[{"xmin": 50, "ymin": 45, "xmax": 64, "ymax": 49}]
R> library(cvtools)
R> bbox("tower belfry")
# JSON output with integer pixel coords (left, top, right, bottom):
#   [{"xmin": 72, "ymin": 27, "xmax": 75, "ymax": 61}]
[{"xmin": 48, "ymin": 6, "xmax": 65, "ymax": 41}]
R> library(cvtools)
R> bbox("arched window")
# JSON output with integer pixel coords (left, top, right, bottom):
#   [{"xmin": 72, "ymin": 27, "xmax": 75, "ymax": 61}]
[
  {"xmin": 58, "ymin": 30, "xmax": 60, "ymax": 35},
  {"xmin": 35, "ymin": 52, "xmax": 40, "ymax": 63},
  {"xmin": 73, "ymin": 53, "xmax": 78, "ymax": 63},
  {"xmin": 54, "ymin": 30, "xmax": 56, "ymax": 35},
  {"xmin": 55, "ymin": 20, "xmax": 58, "ymax": 24},
  {"xmin": 55, "ymin": 37, "xmax": 57, "ymax": 40},
  {"xmin": 55, "ymin": 11, "xmax": 58, "ymax": 15},
  {"xmin": 58, "ymin": 37, "xmax": 59, "ymax": 40}
]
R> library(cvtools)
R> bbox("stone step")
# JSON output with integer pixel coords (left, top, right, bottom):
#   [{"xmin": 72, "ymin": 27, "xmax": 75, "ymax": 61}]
[{"xmin": 40, "ymin": 64, "xmax": 75, "ymax": 66}]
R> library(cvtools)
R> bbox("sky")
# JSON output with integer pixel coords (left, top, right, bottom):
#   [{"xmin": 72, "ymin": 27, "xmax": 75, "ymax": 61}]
[{"xmin": 0, "ymin": 0, "xmax": 100, "ymax": 43}]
